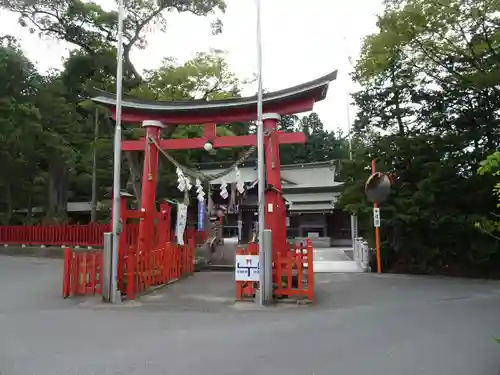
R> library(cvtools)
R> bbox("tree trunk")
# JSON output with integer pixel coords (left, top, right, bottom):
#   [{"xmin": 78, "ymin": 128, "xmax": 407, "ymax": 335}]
[
  {"xmin": 26, "ymin": 192, "xmax": 33, "ymax": 222},
  {"xmin": 47, "ymin": 156, "xmax": 69, "ymax": 223},
  {"xmin": 5, "ymin": 183, "xmax": 12, "ymax": 224},
  {"xmin": 390, "ymin": 65, "xmax": 406, "ymax": 137},
  {"xmin": 125, "ymin": 151, "xmax": 142, "ymax": 200}
]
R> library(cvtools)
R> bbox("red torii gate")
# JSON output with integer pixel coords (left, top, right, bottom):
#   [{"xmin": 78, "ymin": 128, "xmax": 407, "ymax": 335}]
[{"xmin": 92, "ymin": 70, "xmax": 337, "ymax": 258}]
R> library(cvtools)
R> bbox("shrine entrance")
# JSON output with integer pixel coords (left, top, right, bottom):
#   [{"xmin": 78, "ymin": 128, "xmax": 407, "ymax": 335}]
[{"xmin": 91, "ymin": 70, "xmax": 337, "ymax": 302}]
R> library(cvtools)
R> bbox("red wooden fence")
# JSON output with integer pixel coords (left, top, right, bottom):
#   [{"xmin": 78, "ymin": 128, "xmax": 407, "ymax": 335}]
[
  {"xmin": 0, "ymin": 223, "xmax": 206, "ymax": 248},
  {"xmin": 0, "ymin": 224, "xmax": 110, "ymax": 247},
  {"xmin": 62, "ymin": 240, "xmax": 195, "ymax": 299},
  {"xmin": 62, "ymin": 247, "xmax": 103, "ymax": 297},
  {"xmin": 235, "ymin": 239, "xmax": 314, "ymax": 302},
  {"xmin": 124, "ymin": 239, "xmax": 195, "ymax": 299}
]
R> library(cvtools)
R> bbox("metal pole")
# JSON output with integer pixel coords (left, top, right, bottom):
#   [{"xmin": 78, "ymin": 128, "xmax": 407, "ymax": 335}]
[
  {"xmin": 344, "ymin": 39, "xmax": 358, "ymax": 260},
  {"xmin": 91, "ymin": 107, "xmax": 99, "ymax": 222},
  {"xmin": 347, "ymin": 83, "xmax": 358, "ymax": 259},
  {"xmin": 110, "ymin": 0, "xmax": 125, "ymax": 303},
  {"xmin": 255, "ymin": 0, "xmax": 266, "ymax": 306},
  {"xmin": 102, "ymin": 232, "xmax": 113, "ymax": 301},
  {"xmin": 263, "ymin": 229, "xmax": 272, "ymax": 303}
]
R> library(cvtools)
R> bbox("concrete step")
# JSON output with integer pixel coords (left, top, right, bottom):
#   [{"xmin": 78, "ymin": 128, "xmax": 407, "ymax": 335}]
[
  {"xmin": 313, "ymin": 260, "xmax": 364, "ymax": 273},
  {"xmin": 295, "ymin": 237, "xmax": 331, "ymax": 248}
]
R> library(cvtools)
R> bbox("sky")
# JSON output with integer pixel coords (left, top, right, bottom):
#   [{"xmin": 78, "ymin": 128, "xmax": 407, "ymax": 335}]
[{"xmin": 0, "ymin": 0, "xmax": 383, "ymax": 133}]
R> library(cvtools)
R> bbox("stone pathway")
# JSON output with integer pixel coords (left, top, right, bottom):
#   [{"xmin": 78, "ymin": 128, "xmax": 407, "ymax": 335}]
[{"xmin": 313, "ymin": 247, "xmax": 363, "ymax": 273}]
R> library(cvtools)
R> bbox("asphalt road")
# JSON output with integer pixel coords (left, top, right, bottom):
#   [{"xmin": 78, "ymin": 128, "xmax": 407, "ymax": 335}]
[{"xmin": 1, "ymin": 255, "xmax": 500, "ymax": 375}]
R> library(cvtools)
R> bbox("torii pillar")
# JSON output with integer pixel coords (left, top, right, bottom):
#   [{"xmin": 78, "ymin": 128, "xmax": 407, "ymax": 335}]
[
  {"xmin": 138, "ymin": 120, "xmax": 164, "ymax": 251},
  {"xmin": 263, "ymin": 113, "xmax": 287, "ymax": 257}
]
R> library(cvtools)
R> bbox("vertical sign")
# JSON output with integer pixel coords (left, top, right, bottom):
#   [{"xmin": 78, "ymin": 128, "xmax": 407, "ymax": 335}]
[
  {"xmin": 373, "ymin": 207, "xmax": 381, "ymax": 228},
  {"xmin": 197, "ymin": 200, "xmax": 205, "ymax": 232},
  {"xmin": 176, "ymin": 203, "xmax": 187, "ymax": 245}
]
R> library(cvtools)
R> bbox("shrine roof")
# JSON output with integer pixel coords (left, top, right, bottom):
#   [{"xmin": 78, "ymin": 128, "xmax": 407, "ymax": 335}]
[
  {"xmin": 201, "ymin": 160, "xmax": 342, "ymax": 190},
  {"xmin": 91, "ymin": 70, "xmax": 338, "ymax": 124}
]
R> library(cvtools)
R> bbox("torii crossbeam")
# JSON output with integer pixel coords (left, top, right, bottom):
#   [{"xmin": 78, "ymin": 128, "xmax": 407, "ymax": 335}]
[{"xmin": 92, "ymin": 70, "xmax": 337, "ymax": 260}]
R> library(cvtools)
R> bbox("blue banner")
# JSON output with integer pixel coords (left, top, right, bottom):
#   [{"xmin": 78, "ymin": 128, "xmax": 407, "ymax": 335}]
[{"xmin": 197, "ymin": 200, "xmax": 205, "ymax": 231}]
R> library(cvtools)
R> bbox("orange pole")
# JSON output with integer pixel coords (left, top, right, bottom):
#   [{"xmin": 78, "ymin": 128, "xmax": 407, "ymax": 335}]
[{"xmin": 371, "ymin": 160, "xmax": 382, "ymax": 273}]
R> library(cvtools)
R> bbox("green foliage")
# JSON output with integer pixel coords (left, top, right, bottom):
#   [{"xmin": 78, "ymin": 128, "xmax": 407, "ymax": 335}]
[
  {"xmin": 339, "ymin": 0, "xmax": 500, "ymax": 277},
  {"xmin": 2, "ymin": 0, "xmax": 226, "ymax": 89},
  {"xmin": 280, "ymin": 113, "xmax": 348, "ymax": 165},
  {"xmin": 475, "ymin": 152, "xmax": 500, "ymax": 240},
  {"xmin": 0, "ymin": 0, "xmax": 228, "ymax": 222}
]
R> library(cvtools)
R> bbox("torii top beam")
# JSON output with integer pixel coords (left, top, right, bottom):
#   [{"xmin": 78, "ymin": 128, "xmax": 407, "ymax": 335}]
[{"xmin": 91, "ymin": 70, "xmax": 338, "ymax": 124}]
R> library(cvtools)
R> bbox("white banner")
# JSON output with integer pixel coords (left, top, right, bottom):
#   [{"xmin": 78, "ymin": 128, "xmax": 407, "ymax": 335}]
[{"xmin": 176, "ymin": 203, "xmax": 188, "ymax": 245}]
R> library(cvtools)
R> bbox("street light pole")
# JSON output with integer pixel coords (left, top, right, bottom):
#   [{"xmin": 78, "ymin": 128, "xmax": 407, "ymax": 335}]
[
  {"xmin": 344, "ymin": 37, "xmax": 358, "ymax": 255},
  {"xmin": 255, "ymin": 0, "xmax": 267, "ymax": 306},
  {"xmin": 110, "ymin": 0, "xmax": 125, "ymax": 303}
]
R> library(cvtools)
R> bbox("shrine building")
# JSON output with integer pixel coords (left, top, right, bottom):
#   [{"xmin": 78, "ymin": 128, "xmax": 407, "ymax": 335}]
[{"xmin": 187, "ymin": 159, "xmax": 351, "ymax": 247}]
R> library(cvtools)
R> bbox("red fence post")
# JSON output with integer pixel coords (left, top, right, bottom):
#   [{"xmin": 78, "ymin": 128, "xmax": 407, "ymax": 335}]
[
  {"xmin": 306, "ymin": 239, "xmax": 314, "ymax": 301},
  {"xmin": 187, "ymin": 238, "xmax": 195, "ymax": 274},
  {"xmin": 62, "ymin": 247, "xmax": 72, "ymax": 298},
  {"xmin": 127, "ymin": 247, "xmax": 135, "ymax": 299}
]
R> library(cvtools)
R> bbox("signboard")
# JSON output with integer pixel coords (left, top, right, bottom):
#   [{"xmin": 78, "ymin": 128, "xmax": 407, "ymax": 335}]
[
  {"xmin": 235, "ymin": 255, "xmax": 260, "ymax": 281},
  {"xmin": 176, "ymin": 203, "xmax": 188, "ymax": 245},
  {"xmin": 373, "ymin": 207, "xmax": 381, "ymax": 228},
  {"xmin": 197, "ymin": 200, "xmax": 205, "ymax": 232}
]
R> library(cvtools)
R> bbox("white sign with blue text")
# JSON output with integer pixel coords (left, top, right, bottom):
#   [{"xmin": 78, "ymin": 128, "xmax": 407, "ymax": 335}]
[{"xmin": 235, "ymin": 255, "xmax": 260, "ymax": 281}]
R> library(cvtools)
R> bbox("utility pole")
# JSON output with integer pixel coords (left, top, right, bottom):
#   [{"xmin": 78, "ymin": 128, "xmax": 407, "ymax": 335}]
[
  {"xmin": 110, "ymin": 0, "xmax": 125, "ymax": 303},
  {"xmin": 255, "ymin": 0, "xmax": 269, "ymax": 306},
  {"xmin": 344, "ymin": 37, "xmax": 358, "ymax": 254}
]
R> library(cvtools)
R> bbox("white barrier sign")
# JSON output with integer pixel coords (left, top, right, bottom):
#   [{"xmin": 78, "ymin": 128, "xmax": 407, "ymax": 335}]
[
  {"xmin": 235, "ymin": 255, "xmax": 260, "ymax": 281},
  {"xmin": 373, "ymin": 207, "xmax": 381, "ymax": 228},
  {"xmin": 176, "ymin": 203, "xmax": 188, "ymax": 245}
]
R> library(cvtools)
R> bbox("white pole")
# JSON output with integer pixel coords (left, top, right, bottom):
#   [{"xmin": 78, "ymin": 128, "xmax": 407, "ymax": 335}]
[
  {"xmin": 255, "ymin": 0, "xmax": 267, "ymax": 306},
  {"xmin": 344, "ymin": 37, "xmax": 358, "ymax": 256},
  {"xmin": 110, "ymin": 0, "xmax": 125, "ymax": 303}
]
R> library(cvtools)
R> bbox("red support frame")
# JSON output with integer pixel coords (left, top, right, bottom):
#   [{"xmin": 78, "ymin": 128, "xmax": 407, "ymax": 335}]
[
  {"xmin": 129, "ymin": 121, "xmax": 305, "ymax": 262},
  {"xmin": 121, "ymin": 132, "xmax": 306, "ymax": 151}
]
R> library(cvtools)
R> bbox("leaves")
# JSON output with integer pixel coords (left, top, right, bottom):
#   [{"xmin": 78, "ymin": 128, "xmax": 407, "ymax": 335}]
[
  {"xmin": 2, "ymin": 0, "xmax": 226, "ymax": 88},
  {"xmin": 340, "ymin": 0, "xmax": 500, "ymax": 277}
]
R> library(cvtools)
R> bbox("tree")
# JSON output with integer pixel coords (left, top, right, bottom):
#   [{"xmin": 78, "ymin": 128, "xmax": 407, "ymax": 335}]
[
  {"xmin": 338, "ymin": 0, "xmax": 500, "ymax": 277},
  {"xmin": 280, "ymin": 113, "xmax": 348, "ymax": 165},
  {"xmin": 1, "ymin": 0, "xmax": 229, "ymax": 205},
  {"xmin": 34, "ymin": 75, "xmax": 85, "ymax": 221},
  {"xmin": 476, "ymin": 151, "xmax": 500, "ymax": 240},
  {"xmin": 2, "ymin": 0, "xmax": 226, "ymax": 89},
  {"xmin": 0, "ymin": 41, "xmax": 42, "ymax": 223}
]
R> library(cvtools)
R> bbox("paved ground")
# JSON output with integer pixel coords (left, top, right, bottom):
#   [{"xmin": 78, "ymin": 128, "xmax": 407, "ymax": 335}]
[
  {"xmin": 1, "ymin": 255, "xmax": 500, "ymax": 375},
  {"xmin": 209, "ymin": 239, "xmax": 362, "ymax": 272},
  {"xmin": 313, "ymin": 247, "xmax": 362, "ymax": 273}
]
